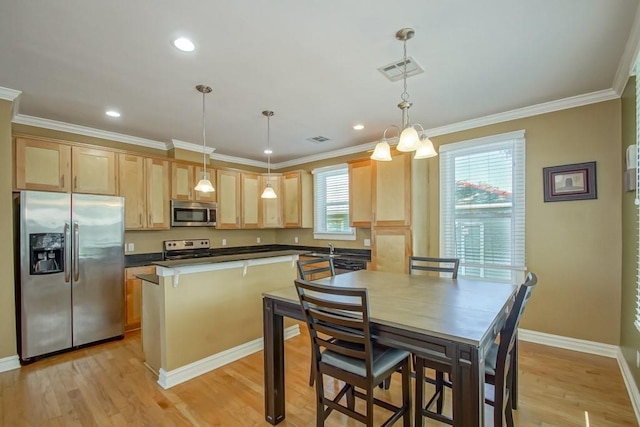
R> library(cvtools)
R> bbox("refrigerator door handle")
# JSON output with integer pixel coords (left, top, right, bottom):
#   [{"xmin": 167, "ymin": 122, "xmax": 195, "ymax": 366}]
[
  {"xmin": 64, "ymin": 222, "xmax": 71, "ymax": 283},
  {"xmin": 73, "ymin": 221, "xmax": 80, "ymax": 282}
]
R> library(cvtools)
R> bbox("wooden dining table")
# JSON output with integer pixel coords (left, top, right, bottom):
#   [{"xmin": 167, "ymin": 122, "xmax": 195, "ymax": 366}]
[{"xmin": 262, "ymin": 270, "xmax": 518, "ymax": 427}]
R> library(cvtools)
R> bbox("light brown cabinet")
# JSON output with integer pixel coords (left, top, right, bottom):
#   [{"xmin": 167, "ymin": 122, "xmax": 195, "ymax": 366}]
[
  {"xmin": 124, "ymin": 265, "xmax": 155, "ymax": 331},
  {"xmin": 15, "ymin": 137, "xmax": 72, "ymax": 192},
  {"xmin": 371, "ymin": 153, "xmax": 411, "ymax": 227},
  {"xmin": 241, "ymin": 172, "xmax": 260, "ymax": 228},
  {"xmin": 216, "ymin": 169, "xmax": 241, "ymax": 229},
  {"xmin": 72, "ymin": 147, "xmax": 117, "ymax": 195},
  {"xmin": 118, "ymin": 154, "xmax": 170, "ymax": 230},
  {"xmin": 282, "ymin": 170, "xmax": 313, "ymax": 228},
  {"xmin": 348, "ymin": 159, "xmax": 372, "ymax": 227},
  {"xmin": 259, "ymin": 174, "xmax": 283, "ymax": 228},
  {"xmin": 15, "ymin": 138, "xmax": 117, "ymax": 195},
  {"xmin": 171, "ymin": 162, "xmax": 217, "ymax": 202},
  {"xmin": 371, "ymin": 227, "xmax": 412, "ymax": 274}
]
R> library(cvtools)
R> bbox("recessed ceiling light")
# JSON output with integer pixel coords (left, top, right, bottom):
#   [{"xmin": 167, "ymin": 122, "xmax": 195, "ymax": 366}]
[
  {"xmin": 173, "ymin": 37, "xmax": 195, "ymax": 52},
  {"xmin": 264, "ymin": 148, "xmax": 273, "ymax": 154},
  {"xmin": 353, "ymin": 124, "xmax": 364, "ymax": 130},
  {"xmin": 105, "ymin": 110, "xmax": 120, "ymax": 117}
]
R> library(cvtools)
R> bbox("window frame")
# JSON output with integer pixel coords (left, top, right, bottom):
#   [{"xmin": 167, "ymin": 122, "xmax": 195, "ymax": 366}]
[
  {"xmin": 312, "ymin": 164, "xmax": 356, "ymax": 241},
  {"xmin": 439, "ymin": 130, "xmax": 526, "ymax": 284}
]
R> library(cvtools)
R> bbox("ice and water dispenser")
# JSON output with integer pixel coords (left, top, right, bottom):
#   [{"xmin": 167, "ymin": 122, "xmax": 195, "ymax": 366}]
[{"xmin": 29, "ymin": 233, "xmax": 64, "ymax": 275}]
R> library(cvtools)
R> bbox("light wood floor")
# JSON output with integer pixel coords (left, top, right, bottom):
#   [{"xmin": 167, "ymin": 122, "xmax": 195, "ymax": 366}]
[{"xmin": 0, "ymin": 326, "xmax": 636, "ymax": 426}]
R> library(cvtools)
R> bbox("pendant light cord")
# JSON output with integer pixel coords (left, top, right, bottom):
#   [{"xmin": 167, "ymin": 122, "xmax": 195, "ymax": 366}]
[
  {"xmin": 202, "ymin": 90, "xmax": 207, "ymax": 171},
  {"xmin": 267, "ymin": 114, "xmax": 271, "ymax": 178}
]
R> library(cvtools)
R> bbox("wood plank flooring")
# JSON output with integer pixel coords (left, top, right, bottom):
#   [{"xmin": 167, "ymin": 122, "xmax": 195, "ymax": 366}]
[{"xmin": 0, "ymin": 326, "xmax": 635, "ymax": 426}]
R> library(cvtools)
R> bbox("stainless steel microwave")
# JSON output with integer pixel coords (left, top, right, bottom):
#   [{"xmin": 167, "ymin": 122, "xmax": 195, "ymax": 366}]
[{"xmin": 170, "ymin": 200, "xmax": 217, "ymax": 227}]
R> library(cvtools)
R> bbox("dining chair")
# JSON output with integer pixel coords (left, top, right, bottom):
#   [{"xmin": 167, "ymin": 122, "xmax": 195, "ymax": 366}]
[
  {"xmin": 294, "ymin": 279, "xmax": 412, "ymax": 427},
  {"xmin": 408, "ymin": 256, "xmax": 460, "ymax": 278},
  {"xmin": 297, "ymin": 257, "xmax": 336, "ymax": 281},
  {"xmin": 297, "ymin": 258, "xmax": 336, "ymax": 386},
  {"xmin": 415, "ymin": 272, "xmax": 538, "ymax": 427}
]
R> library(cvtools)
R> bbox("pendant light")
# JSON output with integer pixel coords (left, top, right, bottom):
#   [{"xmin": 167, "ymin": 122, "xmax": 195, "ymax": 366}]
[
  {"xmin": 373, "ymin": 28, "xmax": 437, "ymax": 160},
  {"xmin": 261, "ymin": 110, "xmax": 277, "ymax": 199},
  {"xmin": 194, "ymin": 84, "xmax": 215, "ymax": 193}
]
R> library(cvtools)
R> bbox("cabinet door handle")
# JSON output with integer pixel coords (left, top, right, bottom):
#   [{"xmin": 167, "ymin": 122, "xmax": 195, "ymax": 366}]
[
  {"xmin": 74, "ymin": 176, "xmax": 78, "ymax": 190},
  {"xmin": 149, "ymin": 214, "xmax": 152, "ymax": 226},
  {"xmin": 139, "ymin": 213, "xmax": 143, "ymax": 226},
  {"xmin": 60, "ymin": 175, "xmax": 65, "ymax": 189}
]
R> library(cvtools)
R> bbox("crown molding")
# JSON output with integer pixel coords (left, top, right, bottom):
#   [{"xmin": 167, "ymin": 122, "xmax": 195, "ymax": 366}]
[
  {"xmin": 12, "ymin": 114, "xmax": 168, "ymax": 150},
  {"xmin": 169, "ymin": 139, "xmax": 215, "ymax": 155},
  {"xmin": 0, "ymin": 87, "xmax": 21, "ymax": 101},
  {"xmin": 272, "ymin": 141, "xmax": 379, "ymax": 169},
  {"xmin": 211, "ymin": 153, "xmax": 268, "ymax": 169},
  {"xmin": 613, "ymin": 1, "xmax": 640, "ymax": 92},
  {"xmin": 426, "ymin": 89, "xmax": 619, "ymax": 138}
]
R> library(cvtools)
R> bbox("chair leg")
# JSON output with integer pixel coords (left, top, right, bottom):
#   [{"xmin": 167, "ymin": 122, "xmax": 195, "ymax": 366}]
[
  {"xmin": 309, "ymin": 346, "xmax": 315, "ymax": 386},
  {"xmin": 315, "ymin": 372, "xmax": 325, "ymax": 427},
  {"xmin": 435, "ymin": 371, "xmax": 445, "ymax": 414},
  {"xmin": 402, "ymin": 358, "xmax": 411, "ymax": 427},
  {"xmin": 346, "ymin": 385, "xmax": 355, "ymax": 410},
  {"xmin": 366, "ymin": 387, "xmax": 375, "ymax": 427}
]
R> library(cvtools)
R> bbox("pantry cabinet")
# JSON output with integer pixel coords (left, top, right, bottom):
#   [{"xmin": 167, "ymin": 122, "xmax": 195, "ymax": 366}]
[{"xmin": 371, "ymin": 152, "xmax": 411, "ymax": 227}]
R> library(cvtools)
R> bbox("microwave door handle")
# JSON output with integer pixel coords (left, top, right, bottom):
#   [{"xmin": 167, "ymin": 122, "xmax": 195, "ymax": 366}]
[
  {"xmin": 64, "ymin": 222, "xmax": 71, "ymax": 283},
  {"xmin": 73, "ymin": 221, "xmax": 80, "ymax": 282},
  {"xmin": 207, "ymin": 209, "xmax": 211, "ymax": 224}
]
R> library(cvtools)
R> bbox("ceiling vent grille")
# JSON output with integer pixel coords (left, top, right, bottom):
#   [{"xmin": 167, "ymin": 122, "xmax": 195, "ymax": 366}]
[
  {"xmin": 378, "ymin": 56, "xmax": 424, "ymax": 82},
  {"xmin": 307, "ymin": 136, "xmax": 330, "ymax": 144}
]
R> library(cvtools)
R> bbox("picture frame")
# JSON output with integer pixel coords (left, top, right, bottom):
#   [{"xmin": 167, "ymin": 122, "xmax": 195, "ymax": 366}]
[{"xmin": 543, "ymin": 161, "xmax": 597, "ymax": 202}]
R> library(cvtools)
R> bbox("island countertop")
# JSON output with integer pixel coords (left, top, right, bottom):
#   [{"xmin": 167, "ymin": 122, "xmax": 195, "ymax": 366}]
[{"xmin": 152, "ymin": 249, "xmax": 309, "ymax": 268}]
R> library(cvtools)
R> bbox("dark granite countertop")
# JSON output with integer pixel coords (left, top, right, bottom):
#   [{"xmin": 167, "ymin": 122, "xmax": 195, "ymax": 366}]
[
  {"xmin": 153, "ymin": 249, "xmax": 309, "ymax": 268},
  {"xmin": 136, "ymin": 274, "xmax": 159, "ymax": 285}
]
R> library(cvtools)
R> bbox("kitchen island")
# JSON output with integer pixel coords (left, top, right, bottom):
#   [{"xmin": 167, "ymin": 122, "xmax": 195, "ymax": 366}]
[{"xmin": 141, "ymin": 250, "xmax": 305, "ymax": 389}]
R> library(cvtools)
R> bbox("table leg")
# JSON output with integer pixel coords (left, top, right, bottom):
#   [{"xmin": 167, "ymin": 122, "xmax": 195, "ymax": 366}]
[
  {"xmin": 452, "ymin": 344, "xmax": 484, "ymax": 427},
  {"xmin": 263, "ymin": 297, "xmax": 285, "ymax": 425},
  {"xmin": 511, "ymin": 331, "xmax": 519, "ymax": 409}
]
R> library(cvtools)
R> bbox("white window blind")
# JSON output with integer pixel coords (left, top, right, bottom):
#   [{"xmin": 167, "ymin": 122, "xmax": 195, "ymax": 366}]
[
  {"xmin": 313, "ymin": 164, "xmax": 355, "ymax": 240},
  {"xmin": 440, "ymin": 131, "xmax": 526, "ymax": 283}
]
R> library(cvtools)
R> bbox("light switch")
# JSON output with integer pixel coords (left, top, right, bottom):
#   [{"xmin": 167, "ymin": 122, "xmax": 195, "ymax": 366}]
[
  {"xmin": 127, "ymin": 243, "xmax": 135, "ymax": 252},
  {"xmin": 294, "ymin": 236, "xmax": 299, "ymax": 243},
  {"xmin": 222, "ymin": 239, "xmax": 227, "ymax": 246},
  {"xmin": 363, "ymin": 239, "xmax": 371, "ymax": 247},
  {"xmin": 256, "ymin": 237, "xmax": 261, "ymax": 244}
]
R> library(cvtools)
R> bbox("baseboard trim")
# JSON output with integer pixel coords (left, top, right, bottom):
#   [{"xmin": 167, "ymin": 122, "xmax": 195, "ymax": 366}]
[
  {"xmin": 0, "ymin": 355, "xmax": 20, "ymax": 373},
  {"xmin": 158, "ymin": 324, "xmax": 300, "ymax": 389},
  {"xmin": 518, "ymin": 328, "xmax": 619, "ymax": 358},
  {"xmin": 519, "ymin": 328, "xmax": 640, "ymax": 425}
]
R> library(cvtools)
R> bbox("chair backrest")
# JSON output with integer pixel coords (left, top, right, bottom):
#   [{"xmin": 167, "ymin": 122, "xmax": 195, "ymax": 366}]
[
  {"xmin": 494, "ymin": 272, "xmax": 538, "ymax": 383},
  {"xmin": 294, "ymin": 279, "xmax": 374, "ymax": 378},
  {"xmin": 409, "ymin": 256, "xmax": 460, "ymax": 278},
  {"xmin": 297, "ymin": 258, "xmax": 336, "ymax": 280}
]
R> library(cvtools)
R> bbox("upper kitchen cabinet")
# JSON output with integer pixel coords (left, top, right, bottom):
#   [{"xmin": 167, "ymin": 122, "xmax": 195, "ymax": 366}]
[
  {"xmin": 348, "ymin": 159, "xmax": 372, "ymax": 227},
  {"xmin": 216, "ymin": 169, "xmax": 241, "ymax": 229},
  {"xmin": 15, "ymin": 137, "xmax": 71, "ymax": 192},
  {"xmin": 371, "ymin": 153, "xmax": 411, "ymax": 227},
  {"xmin": 15, "ymin": 137, "xmax": 117, "ymax": 195},
  {"xmin": 259, "ymin": 174, "xmax": 283, "ymax": 228},
  {"xmin": 118, "ymin": 154, "xmax": 170, "ymax": 230},
  {"xmin": 72, "ymin": 147, "xmax": 117, "ymax": 195},
  {"xmin": 241, "ymin": 172, "xmax": 260, "ymax": 229},
  {"xmin": 171, "ymin": 162, "xmax": 216, "ymax": 202},
  {"xmin": 282, "ymin": 170, "xmax": 312, "ymax": 228}
]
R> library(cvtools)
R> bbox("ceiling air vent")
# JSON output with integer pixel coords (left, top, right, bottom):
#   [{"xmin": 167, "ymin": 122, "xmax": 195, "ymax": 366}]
[
  {"xmin": 378, "ymin": 56, "xmax": 424, "ymax": 82},
  {"xmin": 307, "ymin": 136, "xmax": 330, "ymax": 144}
]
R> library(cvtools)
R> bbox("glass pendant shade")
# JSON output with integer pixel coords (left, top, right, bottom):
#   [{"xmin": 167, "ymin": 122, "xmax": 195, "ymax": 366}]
[
  {"xmin": 195, "ymin": 172, "xmax": 215, "ymax": 192},
  {"xmin": 414, "ymin": 136, "xmax": 437, "ymax": 159},
  {"xmin": 371, "ymin": 140, "xmax": 392, "ymax": 161},
  {"xmin": 396, "ymin": 126, "xmax": 421, "ymax": 152},
  {"xmin": 261, "ymin": 183, "xmax": 277, "ymax": 199}
]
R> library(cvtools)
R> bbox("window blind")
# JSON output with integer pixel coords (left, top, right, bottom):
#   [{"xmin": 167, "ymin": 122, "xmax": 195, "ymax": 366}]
[
  {"xmin": 312, "ymin": 164, "xmax": 355, "ymax": 240},
  {"xmin": 440, "ymin": 131, "xmax": 526, "ymax": 283}
]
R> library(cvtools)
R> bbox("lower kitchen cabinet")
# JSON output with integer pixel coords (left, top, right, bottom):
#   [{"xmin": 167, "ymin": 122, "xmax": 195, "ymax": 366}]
[
  {"xmin": 371, "ymin": 227, "xmax": 412, "ymax": 274},
  {"xmin": 124, "ymin": 265, "xmax": 155, "ymax": 331}
]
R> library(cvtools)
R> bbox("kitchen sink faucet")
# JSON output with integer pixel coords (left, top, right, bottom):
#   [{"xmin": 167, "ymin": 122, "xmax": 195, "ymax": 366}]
[{"xmin": 328, "ymin": 243, "xmax": 334, "ymax": 255}]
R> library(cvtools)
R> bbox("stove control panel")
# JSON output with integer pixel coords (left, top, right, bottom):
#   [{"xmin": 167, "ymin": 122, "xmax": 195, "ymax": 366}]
[{"xmin": 163, "ymin": 239, "xmax": 211, "ymax": 252}]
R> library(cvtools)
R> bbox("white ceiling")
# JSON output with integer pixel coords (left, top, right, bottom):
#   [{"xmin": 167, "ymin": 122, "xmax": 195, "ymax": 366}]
[{"xmin": 0, "ymin": 0, "xmax": 638, "ymax": 163}]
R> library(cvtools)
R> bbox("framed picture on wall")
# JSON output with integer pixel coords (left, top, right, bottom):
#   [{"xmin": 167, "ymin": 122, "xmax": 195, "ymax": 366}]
[{"xmin": 543, "ymin": 161, "xmax": 597, "ymax": 202}]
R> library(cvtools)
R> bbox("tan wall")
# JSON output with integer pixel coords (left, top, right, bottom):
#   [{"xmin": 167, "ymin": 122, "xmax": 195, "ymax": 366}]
[
  {"xmin": 275, "ymin": 228, "xmax": 372, "ymax": 249},
  {"xmin": 620, "ymin": 77, "xmax": 640, "ymax": 381},
  {"xmin": 0, "ymin": 100, "xmax": 17, "ymax": 359},
  {"xmin": 427, "ymin": 100, "xmax": 622, "ymax": 344}
]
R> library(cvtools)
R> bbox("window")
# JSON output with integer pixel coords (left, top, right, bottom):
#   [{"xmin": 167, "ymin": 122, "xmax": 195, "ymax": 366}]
[
  {"xmin": 312, "ymin": 164, "xmax": 355, "ymax": 240},
  {"xmin": 440, "ymin": 130, "xmax": 526, "ymax": 283}
]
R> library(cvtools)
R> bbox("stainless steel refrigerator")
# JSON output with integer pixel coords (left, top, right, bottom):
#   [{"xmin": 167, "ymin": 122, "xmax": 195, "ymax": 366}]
[{"xmin": 16, "ymin": 190, "xmax": 125, "ymax": 362}]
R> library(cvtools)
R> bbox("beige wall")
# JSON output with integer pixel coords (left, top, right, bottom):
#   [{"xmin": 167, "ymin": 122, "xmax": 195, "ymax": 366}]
[
  {"xmin": 620, "ymin": 77, "xmax": 640, "ymax": 382},
  {"xmin": 427, "ymin": 100, "xmax": 622, "ymax": 344},
  {"xmin": 0, "ymin": 99, "xmax": 17, "ymax": 359}
]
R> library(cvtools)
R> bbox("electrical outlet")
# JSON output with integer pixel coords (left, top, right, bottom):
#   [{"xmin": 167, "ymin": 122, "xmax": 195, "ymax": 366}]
[
  {"xmin": 256, "ymin": 237, "xmax": 261, "ymax": 244},
  {"xmin": 222, "ymin": 239, "xmax": 227, "ymax": 246},
  {"xmin": 363, "ymin": 238, "xmax": 371, "ymax": 247},
  {"xmin": 127, "ymin": 243, "xmax": 135, "ymax": 252},
  {"xmin": 294, "ymin": 236, "xmax": 299, "ymax": 243}
]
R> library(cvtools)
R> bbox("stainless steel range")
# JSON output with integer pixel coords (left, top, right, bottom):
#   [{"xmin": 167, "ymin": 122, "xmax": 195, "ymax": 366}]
[{"xmin": 163, "ymin": 239, "xmax": 211, "ymax": 260}]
